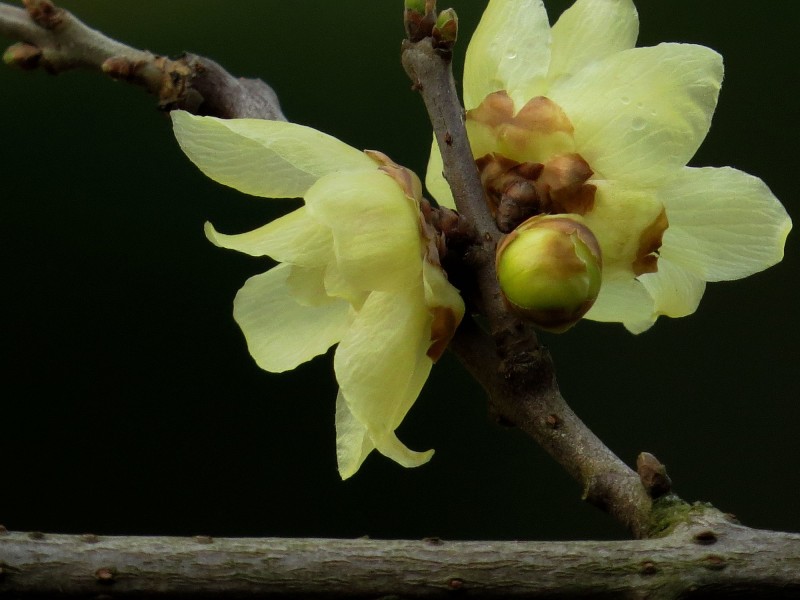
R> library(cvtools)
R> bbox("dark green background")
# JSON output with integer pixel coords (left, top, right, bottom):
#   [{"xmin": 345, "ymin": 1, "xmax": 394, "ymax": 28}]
[{"xmin": 1, "ymin": 1, "xmax": 798, "ymax": 541}]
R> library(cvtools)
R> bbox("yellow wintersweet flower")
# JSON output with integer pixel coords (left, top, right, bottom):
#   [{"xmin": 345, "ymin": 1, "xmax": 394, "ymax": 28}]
[
  {"xmin": 172, "ymin": 111, "xmax": 464, "ymax": 478},
  {"xmin": 427, "ymin": 0, "xmax": 791, "ymax": 333}
]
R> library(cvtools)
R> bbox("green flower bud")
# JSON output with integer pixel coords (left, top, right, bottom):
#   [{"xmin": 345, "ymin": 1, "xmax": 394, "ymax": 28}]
[
  {"xmin": 404, "ymin": 0, "xmax": 427, "ymax": 13},
  {"xmin": 496, "ymin": 215, "xmax": 602, "ymax": 332},
  {"xmin": 433, "ymin": 8, "xmax": 458, "ymax": 45},
  {"xmin": 404, "ymin": 0, "xmax": 436, "ymax": 41}
]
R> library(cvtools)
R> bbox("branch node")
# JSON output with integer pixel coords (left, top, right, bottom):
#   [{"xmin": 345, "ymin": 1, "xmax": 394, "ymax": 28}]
[
  {"xmin": 23, "ymin": 0, "xmax": 64, "ymax": 30},
  {"xmin": 194, "ymin": 535, "xmax": 214, "ymax": 544},
  {"xmin": 640, "ymin": 561, "xmax": 658, "ymax": 575},
  {"xmin": 423, "ymin": 536, "xmax": 444, "ymax": 546},
  {"xmin": 3, "ymin": 42, "xmax": 42, "ymax": 69},
  {"xmin": 693, "ymin": 530, "xmax": 718, "ymax": 545},
  {"xmin": 101, "ymin": 56, "xmax": 138, "ymax": 80},
  {"xmin": 702, "ymin": 555, "xmax": 728, "ymax": 571},
  {"xmin": 80, "ymin": 533, "xmax": 100, "ymax": 544},
  {"xmin": 448, "ymin": 577, "xmax": 465, "ymax": 590},
  {"xmin": 637, "ymin": 452, "xmax": 672, "ymax": 499},
  {"xmin": 545, "ymin": 413, "xmax": 562, "ymax": 429},
  {"xmin": 95, "ymin": 566, "xmax": 116, "ymax": 583}
]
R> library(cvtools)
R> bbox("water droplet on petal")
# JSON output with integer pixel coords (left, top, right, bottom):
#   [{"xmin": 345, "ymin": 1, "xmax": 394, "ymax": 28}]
[
  {"xmin": 631, "ymin": 117, "xmax": 646, "ymax": 131},
  {"xmin": 506, "ymin": 51, "xmax": 517, "ymax": 60},
  {"xmin": 636, "ymin": 101, "xmax": 645, "ymax": 110},
  {"xmin": 620, "ymin": 96, "xmax": 631, "ymax": 105}
]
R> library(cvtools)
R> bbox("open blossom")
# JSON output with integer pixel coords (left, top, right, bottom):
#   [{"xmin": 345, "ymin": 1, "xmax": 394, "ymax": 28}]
[
  {"xmin": 427, "ymin": 0, "xmax": 791, "ymax": 333},
  {"xmin": 172, "ymin": 111, "xmax": 464, "ymax": 478}
]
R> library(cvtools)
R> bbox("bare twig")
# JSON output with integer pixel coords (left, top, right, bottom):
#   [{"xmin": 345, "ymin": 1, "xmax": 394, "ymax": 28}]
[{"xmin": 0, "ymin": 0, "xmax": 285, "ymax": 119}]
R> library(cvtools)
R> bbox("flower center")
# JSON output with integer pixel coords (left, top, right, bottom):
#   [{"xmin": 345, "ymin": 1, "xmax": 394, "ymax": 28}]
[
  {"xmin": 468, "ymin": 91, "xmax": 668, "ymax": 276},
  {"xmin": 476, "ymin": 152, "xmax": 597, "ymax": 232}
]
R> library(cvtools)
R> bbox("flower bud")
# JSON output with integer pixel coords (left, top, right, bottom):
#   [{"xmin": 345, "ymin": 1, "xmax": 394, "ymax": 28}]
[
  {"xmin": 404, "ymin": 0, "xmax": 427, "ymax": 12},
  {"xmin": 433, "ymin": 8, "xmax": 458, "ymax": 46},
  {"xmin": 496, "ymin": 215, "xmax": 602, "ymax": 332},
  {"xmin": 3, "ymin": 43, "xmax": 42, "ymax": 70},
  {"xmin": 404, "ymin": 0, "xmax": 436, "ymax": 41}
]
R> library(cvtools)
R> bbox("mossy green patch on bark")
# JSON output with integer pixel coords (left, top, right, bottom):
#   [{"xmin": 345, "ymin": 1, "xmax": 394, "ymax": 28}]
[{"xmin": 647, "ymin": 494, "xmax": 713, "ymax": 538}]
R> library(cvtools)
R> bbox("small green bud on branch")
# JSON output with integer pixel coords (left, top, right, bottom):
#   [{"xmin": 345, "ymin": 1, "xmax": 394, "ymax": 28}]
[
  {"xmin": 433, "ymin": 8, "xmax": 458, "ymax": 47},
  {"xmin": 404, "ymin": 0, "xmax": 436, "ymax": 42}
]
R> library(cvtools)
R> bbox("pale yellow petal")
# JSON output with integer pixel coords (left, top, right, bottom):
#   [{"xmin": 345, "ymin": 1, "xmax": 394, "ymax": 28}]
[
  {"xmin": 334, "ymin": 287, "xmax": 431, "ymax": 447},
  {"xmin": 423, "ymin": 260, "xmax": 465, "ymax": 318},
  {"xmin": 324, "ymin": 261, "xmax": 370, "ymax": 310},
  {"xmin": 172, "ymin": 111, "xmax": 375, "ymax": 198},
  {"xmin": 658, "ymin": 167, "xmax": 791, "ymax": 281},
  {"xmin": 372, "ymin": 431, "xmax": 434, "ymax": 470},
  {"xmin": 233, "ymin": 264, "xmax": 351, "ymax": 373},
  {"xmin": 425, "ymin": 137, "xmax": 456, "ymax": 209},
  {"xmin": 583, "ymin": 274, "xmax": 655, "ymax": 334},
  {"xmin": 551, "ymin": 44, "xmax": 723, "ymax": 185},
  {"xmin": 639, "ymin": 259, "xmax": 705, "ymax": 320},
  {"xmin": 582, "ymin": 180, "xmax": 665, "ymax": 275},
  {"xmin": 336, "ymin": 333, "xmax": 434, "ymax": 478},
  {"xmin": 386, "ymin": 312, "xmax": 435, "ymax": 433},
  {"xmin": 286, "ymin": 265, "xmax": 328, "ymax": 307},
  {"xmin": 305, "ymin": 171, "xmax": 422, "ymax": 292},
  {"xmin": 335, "ymin": 390, "xmax": 375, "ymax": 480},
  {"xmin": 204, "ymin": 206, "xmax": 332, "ymax": 267},
  {"xmin": 464, "ymin": 0, "xmax": 551, "ymax": 110},
  {"xmin": 422, "ymin": 260, "xmax": 465, "ymax": 360},
  {"xmin": 548, "ymin": 0, "xmax": 638, "ymax": 81}
]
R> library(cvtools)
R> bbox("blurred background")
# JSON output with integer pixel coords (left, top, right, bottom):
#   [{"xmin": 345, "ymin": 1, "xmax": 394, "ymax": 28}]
[{"xmin": 1, "ymin": 1, "xmax": 797, "ymax": 541}]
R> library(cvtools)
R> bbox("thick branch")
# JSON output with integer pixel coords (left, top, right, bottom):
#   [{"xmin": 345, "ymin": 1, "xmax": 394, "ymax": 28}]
[
  {"xmin": 0, "ymin": 0, "xmax": 285, "ymax": 119},
  {"xmin": 2, "ymin": 515, "xmax": 800, "ymax": 598}
]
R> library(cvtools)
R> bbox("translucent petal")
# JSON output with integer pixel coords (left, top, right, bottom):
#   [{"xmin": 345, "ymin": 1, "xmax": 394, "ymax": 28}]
[
  {"xmin": 464, "ymin": 0, "xmax": 551, "ymax": 110},
  {"xmin": 583, "ymin": 274, "xmax": 655, "ymax": 334},
  {"xmin": 172, "ymin": 111, "xmax": 375, "ymax": 198},
  {"xmin": 324, "ymin": 261, "xmax": 369, "ymax": 309},
  {"xmin": 336, "ymin": 333, "xmax": 434, "ymax": 478},
  {"xmin": 335, "ymin": 390, "xmax": 375, "ymax": 480},
  {"xmin": 582, "ymin": 180, "xmax": 665, "ymax": 274},
  {"xmin": 423, "ymin": 260, "xmax": 464, "ymax": 318},
  {"xmin": 233, "ymin": 264, "xmax": 351, "ymax": 373},
  {"xmin": 286, "ymin": 265, "xmax": 328, "ymax": 307},
  {"xmin": 372, "ymin": 430, "xmax": 434, "ymax": 470},
  {"xmin": 548, "ymin": 0, "xmax": 639, "ymax": 81},
  {"xmin": 334, "ymin": 287, "xmax": 431, "ymax": 446},
  {"xmin": 551, "ymin": 44, "xmax": 723, "ymax": 185},
  {"xmin": 423, "ymin": 260, "xmax": 465, "ymax": 361},
  {"xmin": 425, "ymin": 137, "xmax": 456, "ymax": 209},
  {"xmin": 204, "ymin": 206, "xmax": 332, "ymax": 267},
  {"xmin": 385, "ymin": 317, "xmax": 434, "ymax": 433},
  {"xmin": 639, "ymin": 259, "xmax": 706, "ymax": 319},
  {"xmin": 658, "ymin": 167, "xmax": 791, "ymax": 281},
  {"xmin": 306, "ymin": 171, "xmax": 422, "ymax": 292}
]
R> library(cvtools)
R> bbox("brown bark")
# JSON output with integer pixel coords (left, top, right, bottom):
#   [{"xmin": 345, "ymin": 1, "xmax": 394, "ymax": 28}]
[{"xmin": 2, "ymin": 515, "xmax": 799, "ymax": 598}]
